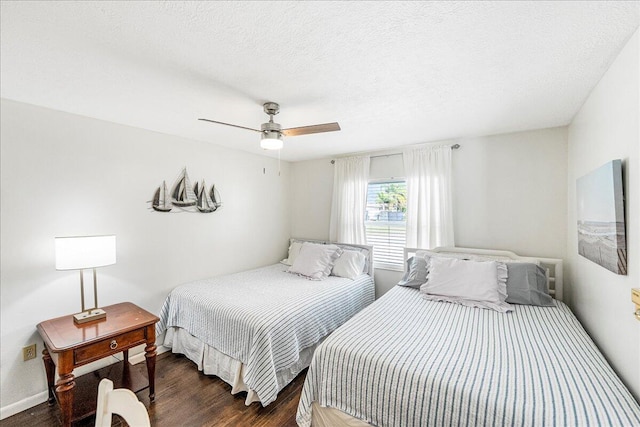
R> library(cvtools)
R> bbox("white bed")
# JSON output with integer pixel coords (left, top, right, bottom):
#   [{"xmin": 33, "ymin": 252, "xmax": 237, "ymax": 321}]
[
  {"xmin": 297, "ymin": 247, "xmax": 640, "ymax": 426},
  {"xmin": 156, "ymin": 241, "xmax": 375, "ymax": 406}
]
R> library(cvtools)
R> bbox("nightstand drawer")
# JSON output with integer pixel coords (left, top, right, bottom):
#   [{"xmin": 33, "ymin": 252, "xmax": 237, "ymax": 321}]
[{"xmin": 74, "ymin": 329, "xmax": 146, "ymax": 365}]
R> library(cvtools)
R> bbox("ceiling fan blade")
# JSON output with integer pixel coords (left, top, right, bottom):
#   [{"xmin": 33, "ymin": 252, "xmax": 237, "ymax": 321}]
[
  {"xmin": 281, "ymin": 122, "xmax": 341, "ymax": 137},
  {"xmin": 198, "ymin": 118, "xmax": 262, "ymax": 133}
]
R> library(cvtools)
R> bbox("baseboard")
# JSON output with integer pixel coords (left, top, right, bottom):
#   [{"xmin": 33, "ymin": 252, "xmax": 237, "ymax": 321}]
[
  {"xmin": 1, "ymin": 345, "xmax": 172, "ymax": 420},
  {"xmin": 0, "ymin": 391, "xmax": 49, "ymax": 420}
]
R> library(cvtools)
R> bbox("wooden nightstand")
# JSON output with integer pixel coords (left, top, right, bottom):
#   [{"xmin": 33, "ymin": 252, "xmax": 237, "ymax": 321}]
[{"xmin": 37, "ymin": 302, "xmax": 159, "ymax": 427}]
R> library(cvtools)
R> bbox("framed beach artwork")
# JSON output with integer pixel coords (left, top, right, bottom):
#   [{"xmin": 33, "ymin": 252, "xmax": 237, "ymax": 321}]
[{"xmin": 576, "ymin": 159, "xmax": 627, "ymax": 275}]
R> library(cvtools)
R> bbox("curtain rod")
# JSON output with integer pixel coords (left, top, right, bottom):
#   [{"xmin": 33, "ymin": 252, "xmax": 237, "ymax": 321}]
[{"xmin": 330, "ymin": 144, "xmax": 460, "ymax": 164}]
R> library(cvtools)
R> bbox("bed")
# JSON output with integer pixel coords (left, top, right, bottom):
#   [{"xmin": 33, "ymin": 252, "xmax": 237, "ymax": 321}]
[
  {"xmin": 156, "ymin": 240, "xmax": 375, "ymax": 406},
  {"xmin": 297, "ymin": 247, "xmax": 640, "ymax": 426}
]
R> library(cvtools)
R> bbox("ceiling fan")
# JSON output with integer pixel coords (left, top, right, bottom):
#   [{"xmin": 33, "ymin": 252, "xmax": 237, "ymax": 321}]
[{"xmin": 199, "ymin": 102, "xmax": 340, "ymax": 150}]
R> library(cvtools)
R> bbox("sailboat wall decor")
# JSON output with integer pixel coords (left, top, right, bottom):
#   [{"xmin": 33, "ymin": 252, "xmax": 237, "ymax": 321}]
[
  {"xmin": 171, "ymin": 167, "xmax": 197, "ymax": 207},
  {"xmin": 210, "ymin": 184, "xmax": 222, "ymax": 209},
  {"xmin": 197, "ymin": 180, "xmax": 216, "ymax": 213},
  {"xmin": 152, "ymin": 180, "xmax": 173, "ymax": 212},
  {"xmin": 150, "ymin": 168, "xmax": 222, "ymax": 214}
]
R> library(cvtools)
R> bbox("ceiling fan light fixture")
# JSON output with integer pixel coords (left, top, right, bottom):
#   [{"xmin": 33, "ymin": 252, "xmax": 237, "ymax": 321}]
[
  {"xmin": 260, "ymin": 131, "xmax": 283, "ymax": 150},
  {"xmin": 199, "ymin": 101, "xmax": 340, "ymax": 151}
]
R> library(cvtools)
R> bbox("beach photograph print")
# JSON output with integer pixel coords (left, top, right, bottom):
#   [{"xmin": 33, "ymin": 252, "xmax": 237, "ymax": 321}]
[{"xmin": 577, "ymin": 159, "xmax": 627, "ymax": 275}]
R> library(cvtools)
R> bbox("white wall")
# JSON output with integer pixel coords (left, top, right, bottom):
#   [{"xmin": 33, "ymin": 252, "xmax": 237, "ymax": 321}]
[
  {"xmin": 0, "ymin": 99, "xmax": 291, "ymax": 416},
  {"xmin": 452, "ymin": 128, "xmax": 567, "ymax": 259},
  {"xmin": 290, "ymin": 127, "xmax": 568, "ymax": 296},
  {"xmin": 290, "ymin": 159, "xmax": 334, "ymax": 241},
  {"xmin": 566, "ymin": 29, "xmax": 639, "ymax": 400}
]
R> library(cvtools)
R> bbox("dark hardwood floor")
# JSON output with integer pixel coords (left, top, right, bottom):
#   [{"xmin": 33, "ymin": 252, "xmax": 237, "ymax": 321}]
[{"xmin": 1, "ymin": 352, "xmax": 305, "ymax": 426}]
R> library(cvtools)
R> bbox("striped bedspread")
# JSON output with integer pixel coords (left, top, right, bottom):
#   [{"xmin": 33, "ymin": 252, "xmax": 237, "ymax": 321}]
[
  {"xmin": 297, "ymin": 286, "xmax": 640, "ymax": 426},
  {"xmin": 157, "ymin": 263, "xmax": 374, "ymax": 406}
]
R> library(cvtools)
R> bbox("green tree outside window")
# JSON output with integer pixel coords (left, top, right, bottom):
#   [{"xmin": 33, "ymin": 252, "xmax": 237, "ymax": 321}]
[{"xmin": 376, "ymin": 183, "xmax": 406, "ymax": 212}]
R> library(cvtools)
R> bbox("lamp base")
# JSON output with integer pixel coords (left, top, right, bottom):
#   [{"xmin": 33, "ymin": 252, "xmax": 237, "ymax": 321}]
[{"xmin": 73, "ymin": 308, "xmax": 107, "ymax": 324}]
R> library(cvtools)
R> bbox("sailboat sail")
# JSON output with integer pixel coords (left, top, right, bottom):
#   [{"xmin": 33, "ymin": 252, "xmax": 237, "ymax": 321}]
[
  {"xmin": 171, "ymin": 168, "xmax": 197, "ymax": 207},
  {"xmin": 210, "ymin": 184, "xmax": 222, "ymax": 209},
  {"xmin": 197, "ymin": 180, "xmax": 216, "ymax": 212},
  {"xmin": 193, "ymin": 181, "xmax": 200, "ymax": 199},
  {"xmin": 153, "ymin": 180, "xmax": 172, "ymax": 212}
]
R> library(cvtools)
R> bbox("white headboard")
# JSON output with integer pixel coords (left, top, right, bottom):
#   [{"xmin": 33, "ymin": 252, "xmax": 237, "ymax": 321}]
[{"xmin": 404, "ymin": 247, "xmax": 564, "ymax": 301}]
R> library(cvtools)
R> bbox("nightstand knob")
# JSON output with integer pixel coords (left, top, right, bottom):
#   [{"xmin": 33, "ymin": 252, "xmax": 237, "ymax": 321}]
[{"xmin": 110, "ymin": 340, "xmax": 118, "ymax": 350}]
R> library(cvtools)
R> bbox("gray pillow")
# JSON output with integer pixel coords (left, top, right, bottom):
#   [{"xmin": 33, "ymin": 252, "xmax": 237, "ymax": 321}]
[
  {"xmin": 505, "ymin": 263, "xmax": 555, "ymax": 307},
  {"xmin": 398, "ymin": 256, "xmax": 428, "ymax": 288}
]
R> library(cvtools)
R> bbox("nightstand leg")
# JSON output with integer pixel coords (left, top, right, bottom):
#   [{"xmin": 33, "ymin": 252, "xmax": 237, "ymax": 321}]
[
  {"xmin": 145, "ymin": 325, "xmax": 157, "ymax": 402},
  {"xmin": 122, "ymin": 351, "xmax": 132, "ymax": 390},
  {"xmin": 56, "ymin": 352, "xmax": 75, "ymax": 427},
  {"xmin": 42, "ymin": 347, "xmax": 55, "ymax": 405},
  {"xmin": 55, "ymin": 372, "xmax": 75, "ymax": 427}
]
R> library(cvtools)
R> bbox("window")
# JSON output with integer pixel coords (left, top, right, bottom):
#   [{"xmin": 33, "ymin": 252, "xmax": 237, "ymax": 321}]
[{"xmin": 365, "ymin": 180, "xmax": 407, "ymax": 269}]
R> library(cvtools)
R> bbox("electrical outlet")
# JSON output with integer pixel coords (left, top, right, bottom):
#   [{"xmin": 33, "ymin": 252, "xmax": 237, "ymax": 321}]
[{"xmin": 23, "ymin": 344, "xmax": 36, "ymax": 361}]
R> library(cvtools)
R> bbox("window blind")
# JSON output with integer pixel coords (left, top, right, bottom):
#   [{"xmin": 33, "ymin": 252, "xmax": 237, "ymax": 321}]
[{"xmin": 365, "ymin": 181, "xmax": 407, "ymax": 269}]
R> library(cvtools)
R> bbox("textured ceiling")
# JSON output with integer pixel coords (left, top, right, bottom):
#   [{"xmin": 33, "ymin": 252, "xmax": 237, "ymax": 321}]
[{"xmin": 1, "ymin": 1, "xmax": 638, "ymax": 161}]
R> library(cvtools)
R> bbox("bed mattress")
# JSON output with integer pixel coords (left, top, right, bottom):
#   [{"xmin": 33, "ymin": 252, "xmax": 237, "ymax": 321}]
[{"xmin": 297, "ymin": 285, "xmax": 640, "ymax": 426}]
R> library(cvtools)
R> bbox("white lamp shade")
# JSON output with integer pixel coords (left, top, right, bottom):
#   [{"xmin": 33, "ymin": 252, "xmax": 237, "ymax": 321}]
[{"xmin": 55, "ymin": 235, "xmax": 116, "ymax": 270}]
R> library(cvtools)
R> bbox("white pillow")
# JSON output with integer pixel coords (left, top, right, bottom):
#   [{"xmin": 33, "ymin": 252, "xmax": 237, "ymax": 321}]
[
  {"xmin": 420, "ymin": 257, "xmax": 513, "ymax": 313},
  {"xmin": 288, "ymin": 243, "xmax": 343, "ymax": 280},
  {"xmin": 281, "ymin": 240, "xmax": 304, "ymax": 266},
  {"xmin": 331, "ymin": 251, "xmax": 366, "ymax": 279},
  {"xmin": 336, "ymin": 245, "xmax": 370, "ymax": 274}
]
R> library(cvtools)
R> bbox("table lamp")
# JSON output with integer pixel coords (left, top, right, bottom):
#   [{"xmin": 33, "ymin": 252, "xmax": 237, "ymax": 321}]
[{"xmin": 55, "ymin": 235, "xmax": 116, "ymax": 324}]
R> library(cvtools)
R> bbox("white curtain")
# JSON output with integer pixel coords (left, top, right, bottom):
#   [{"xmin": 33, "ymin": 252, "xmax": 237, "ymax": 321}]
[
  {"xmin": 329, "ymin": 155, "xmax": 370, "ymax": 244},
  {"xmin": 403, "ymin": 145, "xmax": 454, "ymax": 249}
]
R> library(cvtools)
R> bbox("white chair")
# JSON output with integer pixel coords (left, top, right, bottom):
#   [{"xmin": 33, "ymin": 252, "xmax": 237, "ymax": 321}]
[{"xmin": 95, "ymin": 378, "xmax": 151, "ymax": 427}]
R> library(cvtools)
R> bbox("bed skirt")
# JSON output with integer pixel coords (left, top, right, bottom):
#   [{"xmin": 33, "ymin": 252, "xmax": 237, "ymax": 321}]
[
  {"xmin": 311, "ymin": 403, "xmax": 370, "ymax": 427},
  {"xmin": 163, "ymin": 326, "xmax": 317, "ymax": 406}
]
